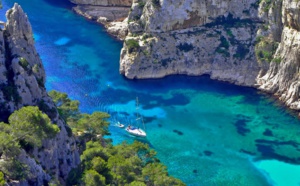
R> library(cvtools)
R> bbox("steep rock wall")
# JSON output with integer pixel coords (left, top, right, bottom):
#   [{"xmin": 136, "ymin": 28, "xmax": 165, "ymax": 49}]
[
  {"xmin": 121, "ymin": 0, "xmax": 300, "ymax": 114},
  {"xmin": 120, "ymin": 0, "xmax": 262, "ymax": 86},
  {"xmin": 257, "ymin": 0, "xmax": 300, "ymax": 112},
  {"xmin": 0, "ymin": 4, "xmax": 80, "ymax": 185}
]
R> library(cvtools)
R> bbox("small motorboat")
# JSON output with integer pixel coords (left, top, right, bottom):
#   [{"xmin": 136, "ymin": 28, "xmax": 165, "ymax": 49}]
[{"xmin": 116, "ymin": 121, "xmax": 125, "ymax": 128}]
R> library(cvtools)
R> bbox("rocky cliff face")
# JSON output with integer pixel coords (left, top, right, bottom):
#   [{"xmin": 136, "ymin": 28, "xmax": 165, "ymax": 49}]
[
  {"xmin": 120, "ymin": 0, "xmax": 263, "ymax": 86},
  {"xmin": 0, "ymin": 4, "xmax": 80, "ymax": 185},
  {"xmin": 70, "ymin": 0, "xmax": 132, "ymax": 39},
  {"xmin": 120, "ymin": 0, "xmax": 300, "ymax": 114},
  {"xmin": 257, "ymin": 0, "xmax": 300, "ymax": 113}
]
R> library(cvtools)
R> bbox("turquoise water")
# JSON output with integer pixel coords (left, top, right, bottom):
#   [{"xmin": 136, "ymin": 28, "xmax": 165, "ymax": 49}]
[{"xmin": 2, "ymin": 1, "xmax": 300, "ymax": 185}]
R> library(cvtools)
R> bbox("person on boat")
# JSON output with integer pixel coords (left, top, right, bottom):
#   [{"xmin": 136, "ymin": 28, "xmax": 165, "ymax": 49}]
[{"xmin": 128, "ymin": 125, "xmax": 131, "ymax": 129}]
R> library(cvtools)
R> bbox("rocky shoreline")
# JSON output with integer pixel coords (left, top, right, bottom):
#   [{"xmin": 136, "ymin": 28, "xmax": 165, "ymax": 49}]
[
  {"xmin": 70, "ymin": 0, "xmax": 300, "ymax": 115},
  {"xmin": 70, "ymin": 0, "xmax": 131, "ymax": 40}
]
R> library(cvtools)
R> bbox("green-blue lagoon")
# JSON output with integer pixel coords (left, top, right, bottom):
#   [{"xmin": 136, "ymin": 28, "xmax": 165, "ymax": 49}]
[{"xmin": 1, "ymin": 0, "xmax": 300, "ymax": 185}]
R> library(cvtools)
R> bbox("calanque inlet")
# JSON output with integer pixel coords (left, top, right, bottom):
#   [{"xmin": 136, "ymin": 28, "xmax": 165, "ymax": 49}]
[{"xmin": 0, "ymin": 0, "xmax": 300, "ymax": 185}]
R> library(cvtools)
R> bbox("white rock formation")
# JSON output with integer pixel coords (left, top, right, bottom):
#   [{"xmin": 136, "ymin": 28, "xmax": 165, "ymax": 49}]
[
  {"xmin": 0, "ymin": 4, "xmax": 80, "ymax": 185},
  {"xmin": 121, "ymin": 0, "xmax": 261, "ymax": 86},
  {"xmin": 257, "ymin": 0, "xmax": 300, "ymax": 113}
]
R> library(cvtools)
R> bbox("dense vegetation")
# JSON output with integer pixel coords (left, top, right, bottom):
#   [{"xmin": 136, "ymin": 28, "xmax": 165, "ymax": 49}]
[
  {"xmin": 67, "ymin": 141, "xmax": 184, "ymax": 186},
  {"xmin": 0, "ymin": 90, "xmax": 184, "ymax": 185},
  {"xmin": 49, "ymin": 90, "xmax": 185, "ymax": 186},
  {"xmin": 0, "ymin": 106, "xmax": 59, "ymax": 180}
]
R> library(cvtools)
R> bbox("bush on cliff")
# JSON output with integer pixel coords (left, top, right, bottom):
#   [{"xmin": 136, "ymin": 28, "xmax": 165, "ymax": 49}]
[
  {"xmin": 0, "ymin": 106, "xmax": 60, "ymax": 180},
  {"xmin": 125, "ymin": 39, "xmax": 140, "ymax": 53},
  {"xmin": 0, "ymin": 172, "xmax": 4, "ymax": 186}
]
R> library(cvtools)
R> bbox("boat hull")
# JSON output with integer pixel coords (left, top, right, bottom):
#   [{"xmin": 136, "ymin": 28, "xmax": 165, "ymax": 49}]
[{"xmin": 126, "ymin": 127, "xmax": 147, "ymax": 137}]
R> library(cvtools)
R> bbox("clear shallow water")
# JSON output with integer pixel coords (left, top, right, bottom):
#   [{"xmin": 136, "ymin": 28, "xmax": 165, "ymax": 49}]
[{"xmin": 1, "ymin": 1, "xmax": 300, "ymax": 185}]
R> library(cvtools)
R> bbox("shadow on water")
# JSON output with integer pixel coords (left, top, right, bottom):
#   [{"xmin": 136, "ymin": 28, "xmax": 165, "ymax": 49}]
[{"xmin": 43, "ymin": 0, "xmax": 74, "ymax": 9}]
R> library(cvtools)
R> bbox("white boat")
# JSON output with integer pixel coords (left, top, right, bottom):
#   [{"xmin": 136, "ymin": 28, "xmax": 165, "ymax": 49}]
[
  {"xmin": 125, "ymin": 97, "xmax": 147, "ymax": 138},
  {"xmin": 125, "ymin": 126, "xmax": 146, "ymax": 137},
  {"xmin": 116, "ymin": 121, "xmax": 125, "ymax": 128}
]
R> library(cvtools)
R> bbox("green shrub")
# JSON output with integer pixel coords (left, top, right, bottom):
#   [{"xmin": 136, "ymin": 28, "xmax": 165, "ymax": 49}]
[
  {"xmin": 0, "ymin": 172, "xmax": 5, "ymax": 186},
  {"xmin": 126, "ymin": 39, "xmax": 140, "ymax": 53},
  {"xmin": 19, "ymin": 57, "xmax": 29, "ymax": 70},
  {"xmin": 273, "ymin": 57, "xmax": 281, "ymax": 63},
  {"xmin": 255, "ymin": 36, "xmax": 279, "ymax": 63},
  {"xmin": 263, "ymin": 0, "xmax": 272, "ymax": 12},
  {"xmin": 255, "ymin": 35, "xmax": 264, "ymax": 44}
]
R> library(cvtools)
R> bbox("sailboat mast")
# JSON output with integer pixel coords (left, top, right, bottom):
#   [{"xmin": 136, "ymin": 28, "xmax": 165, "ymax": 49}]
[{"xmin": 136, "ymin": 97, "xmax": 139, "ymax": 127}]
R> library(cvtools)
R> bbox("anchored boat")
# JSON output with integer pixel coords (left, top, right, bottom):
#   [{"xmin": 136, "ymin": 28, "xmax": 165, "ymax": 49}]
[{"xmin": 125, "ymin": 97, "xmax": 147, "ymax": 137}]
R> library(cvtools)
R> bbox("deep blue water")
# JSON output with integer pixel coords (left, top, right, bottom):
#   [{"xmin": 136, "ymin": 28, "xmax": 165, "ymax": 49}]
[{"xmin": 2, "ymin": 1, "xmax": 300, "ymax": 185}]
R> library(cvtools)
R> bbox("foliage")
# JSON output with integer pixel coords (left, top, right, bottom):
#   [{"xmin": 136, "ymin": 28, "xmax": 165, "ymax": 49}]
[
  {"xmin": 83, "ymin": 170, "xmax": 106, "ymax": 186},
  {"xmin": 18, "ymin": 57, "xmax": 29, "ymax": 70},
  {"xmin": 0, "ymin": 106, "xmax": 59, "ymax": 158},
  {"xmin": 49, "ymin": 91, "xmax": 185, "ymax": 185},
  {"xmin": 66, "ymin": 167, "xmax": 83, "ymax": 186},
  {"xmin": 0, "ymin": 159, "xmax": 29, "ymax": 180},
  {"xmin": 69, "ymin": 140, "xmax": 185, "ymax": 186},
  {"xmin": 0, "ymin": 106, "xmax": 59, "ymax": 180},
  {"xmin": 48, "ymin": 90, "xmax": 80, "ymax": 121},
  {"xmin": 77, "ymin": 112, "xmax": 110, "ymax": 137},
  {"xmin": 262, "ymin": 0, "xmax": 272, "ymax": 12},
  {"xmin": 125, "ymin": 39, "xmax": 140, "ymax": 53},
  {"xmin": 0, "ymin": 171, "xmax": 5, "ymax": 186},
  {"xmin": 49, "ymin": 90, "xmax": 111, "ymax": 139},
  {"xmin": 7, "ymin": 106, "xmax": 59, "ymax": 147},
  {"xmin": 255, "ymin": 35, "xmax": 279, "ymax": 63}
]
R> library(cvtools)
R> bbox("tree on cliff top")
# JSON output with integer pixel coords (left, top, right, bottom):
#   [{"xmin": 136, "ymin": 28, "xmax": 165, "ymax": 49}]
[
  {"xmin": 0, "ymin": 106, "xmax": 60, "ymax": 180},
  {"xmin": 48, "ymin": 90, "xmax": 80, "ymax": 121}
]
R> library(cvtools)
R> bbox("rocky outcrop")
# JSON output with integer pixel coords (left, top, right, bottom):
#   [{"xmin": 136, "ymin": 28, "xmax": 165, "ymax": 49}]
[
  {"xmin": 0, "ymin": 4, "xmax": 80, "ymax": 185},
  {"xmin": 257, "ymin": 0, "xmax": 300, "ymax": 112},
  {"xmin": 120, "ymin": 0, "xmax": 262, "ymax": 86},
  {"xmin": 70, "ymin": 0, "xmax": 132, "ymax": 39},
  {"xmin": 120, "ymin": 0, "xmax": 300, "ymax": 114}
]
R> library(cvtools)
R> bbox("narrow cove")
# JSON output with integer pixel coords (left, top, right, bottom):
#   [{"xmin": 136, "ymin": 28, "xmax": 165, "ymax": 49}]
[{"xmin": 1, "ymin": 0, "xmax": 300, "ymax": 185}]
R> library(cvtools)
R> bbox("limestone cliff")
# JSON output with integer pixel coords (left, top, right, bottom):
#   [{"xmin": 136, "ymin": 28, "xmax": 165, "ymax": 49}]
[
  {"xmin": 257, "ymin": 0, "xmax": 300, "ymax": 113},
  {"xmin": 120, "ymin": 0, "xmax": 300, "ymax": 114},
  {"xmin": 70, "ymin": 0, "xmax": 132, "ymax": 39},
  {"xmin": 0, "ymin": 4, "xmax": 80, "ymax": 185},
  {"xmin": 120, "ymin": 0, "xmax": 263, "ymax": 86}
]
